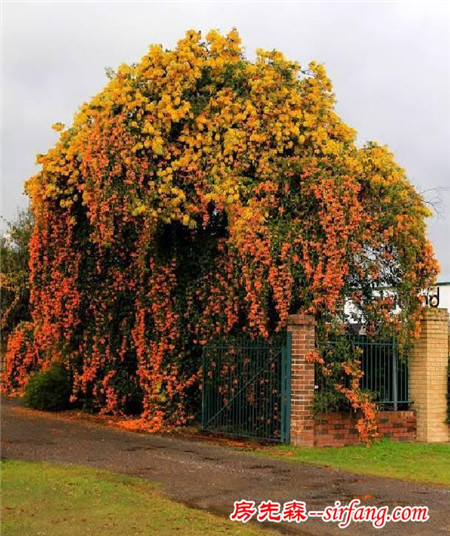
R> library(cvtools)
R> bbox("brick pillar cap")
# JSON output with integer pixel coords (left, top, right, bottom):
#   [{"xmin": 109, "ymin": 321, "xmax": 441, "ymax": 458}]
[
  {"xmin": 287, "ymin": 314, "xmax": 316, "ymax": 326},
  {"xmin": 422, "ymin": 307, "xmax": 448, "ymax": 319}
]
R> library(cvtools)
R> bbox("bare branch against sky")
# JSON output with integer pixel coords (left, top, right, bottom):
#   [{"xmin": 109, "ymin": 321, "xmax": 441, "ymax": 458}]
[{"xmin": 2, "ymin": 1, "xmax": 449, "ymax": 276}]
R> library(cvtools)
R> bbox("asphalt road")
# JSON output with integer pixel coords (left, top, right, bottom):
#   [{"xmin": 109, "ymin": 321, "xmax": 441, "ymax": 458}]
[{"xmin": 1, "ymin": 398, "xmax": 449, "ymax": 535}]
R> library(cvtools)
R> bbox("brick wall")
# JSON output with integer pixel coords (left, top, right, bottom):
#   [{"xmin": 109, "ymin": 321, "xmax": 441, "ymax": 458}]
[{"xmin": 314, "ymin": 411, "xmax": 416, "ymax": 448}]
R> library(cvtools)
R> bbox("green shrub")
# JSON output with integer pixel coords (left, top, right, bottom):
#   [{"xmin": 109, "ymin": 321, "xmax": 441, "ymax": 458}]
[
  {"xmin": 313, "ymin": 389, "xmax": 349, "ymax": 415},
  {"xmin": 23, "ymin": 363, "xmax": 72, "ymax": 411},
  {"xmin": 313, "ymin": 334, "xmax": 372, "ymax": 415}
]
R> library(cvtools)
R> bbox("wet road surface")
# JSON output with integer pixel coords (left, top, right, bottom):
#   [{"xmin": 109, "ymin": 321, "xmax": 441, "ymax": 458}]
[{"xmin": 1, "ymin": 398, "xmax": 449, "ymax": 535}]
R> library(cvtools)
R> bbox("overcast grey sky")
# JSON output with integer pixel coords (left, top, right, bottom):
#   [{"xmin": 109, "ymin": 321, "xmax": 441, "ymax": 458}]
[{"xmin": 2, "ymin": 1, "xmax": 450, "ymax": 277}]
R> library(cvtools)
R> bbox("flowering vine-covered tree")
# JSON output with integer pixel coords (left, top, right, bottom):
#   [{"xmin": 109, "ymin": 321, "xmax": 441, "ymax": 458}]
[{"xmin": 3, "ymin": 30, "xmax": 438, "ymax": 437}]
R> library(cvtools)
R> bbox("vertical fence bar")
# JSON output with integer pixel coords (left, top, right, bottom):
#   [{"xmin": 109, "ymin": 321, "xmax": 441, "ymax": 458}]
[
  {"xmin": 201, "ymin": 347, "xmax": 206, "ymax": 430},
  {"xmin": 282, "ymin": 331, "xmax": 292, "ymax": 443},
  {"xmin": 281, "ymin": 345, "xmax": 286, "ymax": 443},
  {"xmin": 392, "ymin": 342, "xmax": 398, "ymax": 411}
]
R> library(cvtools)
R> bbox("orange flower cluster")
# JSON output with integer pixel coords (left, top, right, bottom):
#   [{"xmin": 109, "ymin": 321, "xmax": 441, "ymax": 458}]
[{"xmin": 2, "ymin": 30, "xmax": 438, "ymax": 435}]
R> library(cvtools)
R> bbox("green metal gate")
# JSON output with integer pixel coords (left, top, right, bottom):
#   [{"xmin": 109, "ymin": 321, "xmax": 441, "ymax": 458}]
[{"xmin": 202, "ymin": 333, "xmax": 291, "ymax": 442}]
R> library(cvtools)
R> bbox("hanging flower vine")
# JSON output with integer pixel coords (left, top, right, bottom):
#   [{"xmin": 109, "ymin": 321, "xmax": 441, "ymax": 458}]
[{"xmin": 2, "ymin": 30, "xmax": 438, "ymax": 439}]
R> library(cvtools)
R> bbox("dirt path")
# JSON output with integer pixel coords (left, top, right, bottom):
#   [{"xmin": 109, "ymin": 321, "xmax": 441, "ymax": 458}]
[{"xmin": 1, "ymin": 398, "xmax": 449, "ymax": 535}]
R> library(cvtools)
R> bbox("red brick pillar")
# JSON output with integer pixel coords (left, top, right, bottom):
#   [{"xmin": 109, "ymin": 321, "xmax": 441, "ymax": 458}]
[{"xmin": 287, "ymin": 314, "xmax": 316, "ymax": 447}]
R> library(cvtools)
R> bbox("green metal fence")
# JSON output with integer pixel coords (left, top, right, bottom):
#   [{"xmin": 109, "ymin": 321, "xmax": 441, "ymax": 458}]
[
  {"xmin": 319, "ymin": 335, "xmax": 410, "ymax": 410},
  {"xmin": 202, "ymin": 331, "xmax": 408, "ymax": 444},
  {"xmin": 202, "ymin": 333, "xmax": 291, "ymax": 442}
]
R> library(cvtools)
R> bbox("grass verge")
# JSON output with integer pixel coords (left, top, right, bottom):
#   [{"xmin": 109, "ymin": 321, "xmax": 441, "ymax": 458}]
[
  {"xmin": 257, "ymin": 440, "xmax": 450, "ymax": 487},
  {"xmin": 1, "ymin": 459, "xmax": 275, "ymax": 536}
]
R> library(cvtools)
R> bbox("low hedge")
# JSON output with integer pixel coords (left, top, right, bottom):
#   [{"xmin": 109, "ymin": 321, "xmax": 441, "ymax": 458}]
[{"xmin": 23, "ymin": 363, "xmax": 72, "ymax": 411}]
